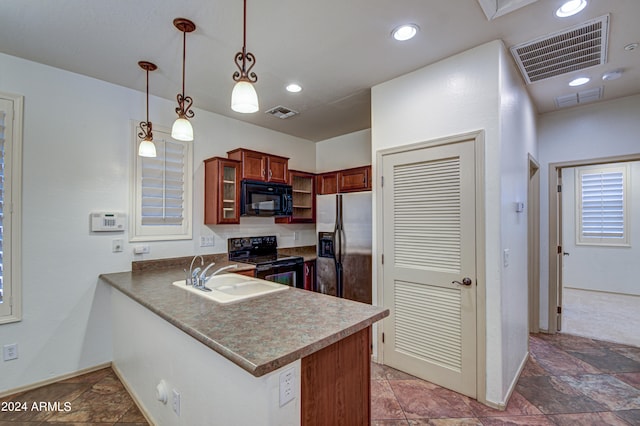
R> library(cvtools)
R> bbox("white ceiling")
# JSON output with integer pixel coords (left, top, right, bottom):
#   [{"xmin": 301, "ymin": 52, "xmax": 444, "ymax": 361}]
[{"xmin": 0, "ymin": 0, "xmax": 638, "ymax": 142}]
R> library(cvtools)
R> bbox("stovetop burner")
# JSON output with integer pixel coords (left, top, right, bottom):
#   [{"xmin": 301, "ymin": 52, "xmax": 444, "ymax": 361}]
[{"xmin": 227, "ymin": 236, "xmax": 303, "ymax": 266}]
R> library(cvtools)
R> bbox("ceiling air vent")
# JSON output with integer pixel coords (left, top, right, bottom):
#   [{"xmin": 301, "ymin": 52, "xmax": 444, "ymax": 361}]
[
  {"xmin": 265, "ymin": 105, "xmax": 299, "ymax": 119},
  {"xmin": 510, "ymin": 15, "xmax": 609, "ymax": 84},
  {"xmin": 555, "ymin": 86, "xmax": 603, "ymax": 108}
]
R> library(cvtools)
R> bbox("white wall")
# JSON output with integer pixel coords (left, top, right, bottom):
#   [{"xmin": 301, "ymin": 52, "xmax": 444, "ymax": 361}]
[
  {"xmin": 315, "ymin": 129, "xmax": 371, "ymax": 172},
  {"xmin": 371, "ymin": 40, "xmax": 534, "ymax": 405},
  {"xmin": 0, "ymin": 52, "xmax": 316, "ymax": 393},
  {"xmin": 538, "ymin": 94, "xmax": 640, "ymax": 328},
  {"xmin": 562, "ymin": 162, "xmax": 640, "ymax": 296},
  {"xmin": 111, "ymin": 289, "xmax": 300, "ymax": 425},
  {"xmin": 497, "ymin": 46, "xmax": 537, "ymax": 397}
]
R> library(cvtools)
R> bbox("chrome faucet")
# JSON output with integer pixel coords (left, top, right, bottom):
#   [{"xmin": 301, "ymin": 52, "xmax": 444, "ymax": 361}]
[
  {"xmin": 197, "ymin": 264, "xmax": 239, "ymax": 291},
  {"xmin": 184, "ymin": 255, "xmax": 204, "ymax": 286}
]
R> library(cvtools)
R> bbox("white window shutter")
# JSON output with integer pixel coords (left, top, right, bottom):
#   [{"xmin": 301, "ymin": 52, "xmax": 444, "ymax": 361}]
[
  {"xmin": 577, "ymin": 164, "xmax": 629, "ymax": 246},
  {"xmin": 131, "ymin": 124, "xmax": 192, "ymax": 241}
]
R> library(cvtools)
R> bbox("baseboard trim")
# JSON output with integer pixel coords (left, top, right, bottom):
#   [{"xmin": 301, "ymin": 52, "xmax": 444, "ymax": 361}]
[
  {"xmin": 111, "ymin": 363, "xmax": 155, "ymax": 426},
  {"xmin": 0, "ymin": 362, "xmax": 112, "ymax": 399},
  {"xmin": 482, "ymin": 350, "xmax": 529, "ymax": 411}
]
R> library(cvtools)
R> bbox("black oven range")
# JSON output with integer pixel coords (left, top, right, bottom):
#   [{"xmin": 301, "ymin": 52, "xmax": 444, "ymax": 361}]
[{"xmin": 227, "ymin": 236, "xmax": 304, "ymax": 288}]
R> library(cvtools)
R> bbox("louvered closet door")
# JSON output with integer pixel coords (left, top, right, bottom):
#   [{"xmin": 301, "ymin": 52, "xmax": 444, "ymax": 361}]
[{"xmin": 382, "ymin": 139, "xmax": 476, "ymax": 398}]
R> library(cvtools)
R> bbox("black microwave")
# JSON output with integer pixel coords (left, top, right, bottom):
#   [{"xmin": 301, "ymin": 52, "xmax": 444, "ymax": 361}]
[{"xmin": 240, "ymin": 180, "xmax": 293, "ymax": 217}]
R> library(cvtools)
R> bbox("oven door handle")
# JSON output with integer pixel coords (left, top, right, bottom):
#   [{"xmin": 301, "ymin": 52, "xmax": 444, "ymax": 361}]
[{"xmin": 272, "ymin": 261, "xmax": 299, "ymax": 268}]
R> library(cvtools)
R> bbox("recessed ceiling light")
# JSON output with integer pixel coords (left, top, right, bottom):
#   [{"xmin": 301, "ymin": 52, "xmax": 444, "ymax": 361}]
[
  {"xmin": 569, "ymin": 77, "xmax": 590, "ymax": 86},
  {"xmin": 602, "ymin": 69, "xmax": 623, "ymax": 81},
  {"xmin": 555, "ymin": 0, "xmax": 587, "ymax": 17},
  {"xmin": 286, "ymin": 83, "xmax": 302, "ymax": 93},
  {"xmin": 392, "ymin": 24, "xmax": 419, "ymax": 41},
  {"xmin": 624, "ymin": 42, "xmax": 638, "ymax": 51}
]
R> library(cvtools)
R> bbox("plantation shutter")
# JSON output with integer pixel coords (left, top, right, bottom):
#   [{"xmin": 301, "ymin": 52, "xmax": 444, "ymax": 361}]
[
  {"xmin": 577, "ymin": 164, "xmax": 628, "ymax": 246},
  {"xmin": 0, "ymin": 111, "xmax": 4, "ymax": 304},
  {"xmin": 581, "ymin": 171, "xmax": 623, "ymax": 238},
  {"xmin": 141, "ymin": 137, "xmax": 185, "ymax": 226},
  {"xmin": 131, "ymin": 124, "xmax": 192, "ymax": 241}
]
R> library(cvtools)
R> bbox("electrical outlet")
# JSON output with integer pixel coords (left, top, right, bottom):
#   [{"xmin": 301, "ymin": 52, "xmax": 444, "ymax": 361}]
[
  {"xmin": 200, "ymin": 236, "xmax": 215, "ymax": 247},
  {"xmin": 503, "ymin": 249, "xmax": 510, "ymax": 267},
  {"xmin": 172, "ymin": 389, "xmax": 180, "ymax": 417},
  {"xmin": 112, "ymin": 239, "xmax": 123, "ymax": 253},
  {"xmin": 3, "ymin": 343, "xmax": 18, "ymax": 361},
  {"xmin": 279, "ymin": 368, "xmax": 295, "ymax": 407},
  {"xmin": 133, "ymin": 245, "xmax": 150, "ymax": 254}
]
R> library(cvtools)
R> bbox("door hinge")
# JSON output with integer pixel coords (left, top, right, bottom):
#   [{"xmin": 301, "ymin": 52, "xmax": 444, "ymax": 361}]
[
  {"xmin": 381, "ymin": 176, "xmax": 384, "ymax": 187},
  {"xmin": 557, "ymin": 184, "xmax": 562, "ymax": 193},
  {"xmin": 557, "ymin": 245, "xmax": 562, "ymax": 254},
  {"xmin": 557, "ymin": 306, "xmax": 562, "ymax": 314},
  {"xmin": 381, "ymin": 254, "xmax": 384, "ymax": 264},
  {"xmin": 382, "ymin": 333, "xmax": 385, "ymax": 343}
]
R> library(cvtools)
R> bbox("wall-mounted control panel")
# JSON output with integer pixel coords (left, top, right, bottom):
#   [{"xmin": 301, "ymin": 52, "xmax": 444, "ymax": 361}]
[{"xmin": 90, "ymin": 212, "xmax": 125, "ymax": 232}]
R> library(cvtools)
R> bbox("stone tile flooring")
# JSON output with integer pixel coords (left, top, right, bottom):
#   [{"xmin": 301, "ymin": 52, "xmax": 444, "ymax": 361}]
[
  {"xmin": 0, "ymin": 368, "xmax": 148, "ymax": 425},
  {"xmin": 2, "ymin": 333, "xmax": 639, "ymax": 425},
  {"xmin": 371, "ymin": 333, "xmax": 640, "ymax": 425}
]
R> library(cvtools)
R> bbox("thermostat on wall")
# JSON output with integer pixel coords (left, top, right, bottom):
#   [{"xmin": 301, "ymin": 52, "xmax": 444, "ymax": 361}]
[{"xmin": 90, "ymin": 212, "xmax": 126, "ymax": 232}]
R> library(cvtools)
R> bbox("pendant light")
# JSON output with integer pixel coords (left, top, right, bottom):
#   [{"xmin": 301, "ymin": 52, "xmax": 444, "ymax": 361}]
[
  {"xmin": 172, "ymin": 18, "xmax": 196, "ymax": 141},
  {"xmin": 138, "ymin": 61, "xmax": 157, "ymax": 158},
  {"xmin": 231, "ymin": 0, "xmax": 259, "ymax": 113}
]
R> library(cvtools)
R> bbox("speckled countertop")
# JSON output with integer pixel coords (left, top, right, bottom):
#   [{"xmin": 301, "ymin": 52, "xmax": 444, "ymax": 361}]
[{"xmin": 99, "ymin": 266, "xmax": 387, "ymax": 377}]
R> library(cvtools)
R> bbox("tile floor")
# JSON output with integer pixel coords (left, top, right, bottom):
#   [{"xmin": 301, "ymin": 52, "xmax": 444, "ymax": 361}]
[
  {"xmin": 2, "ymin": 333, "xmax": 639, "ymax": 425},
  {"xmin": 0, "ymin": 368, "xmax": 148, "ymax": 425},
  {"xmin": 372, "ymin": 333, "xmax": 640, "ymax": 425}
]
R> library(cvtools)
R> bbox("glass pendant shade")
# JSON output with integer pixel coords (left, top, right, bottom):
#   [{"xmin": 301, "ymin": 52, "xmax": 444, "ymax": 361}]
[
  {"xmin": 138, "ymin": 139, "xmax": 157, "ymax": 157},
  {"xmin": 171, "ymin": 117, "xmax": 194, "ymax": 141},
  {"xmin": 231, "ymin": 80, "xmax": 259, "ymax": 113}
]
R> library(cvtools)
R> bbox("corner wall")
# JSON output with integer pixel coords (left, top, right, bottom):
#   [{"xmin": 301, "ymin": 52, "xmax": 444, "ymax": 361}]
[
  {"xmin": 0, "ymin": 52, "xmax": 316, "ymax": 393},
  {"xmin": 372, "ymin": 40, "xmax": 534, "ymax": 405}
]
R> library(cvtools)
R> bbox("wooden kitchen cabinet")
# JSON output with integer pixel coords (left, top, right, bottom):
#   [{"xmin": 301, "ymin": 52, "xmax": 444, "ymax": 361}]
[
  {"xmin": 338, "ymin": 165, "xmax": 371, "ymax": 193},
  {"xmin": 276, "ymin": 170, "xmax": 316, "ymax": 223},
  {"xmin": 303, "ymin": 260, "xmax": 315, "ymax": 291},
  {"xmin": 227, "ymin": 148, "xmax": 289, "ymax": 184},
  {"xmin": 316, "ymin": 172, "xmax": 338, "ymax": 195},
  {"xmin": 204, "ymin": 157, "xmax": 241, "ymax": 224},
  {"xmin": 302, "ymin": 327, "xmax": 371, "ymax": 425},
  {"xmin": 234, "ymin": 269, "xmax": 255, "ymax": 277}
]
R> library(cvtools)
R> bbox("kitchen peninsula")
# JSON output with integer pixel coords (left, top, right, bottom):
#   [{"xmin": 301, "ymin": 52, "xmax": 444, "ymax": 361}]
[{"xmin": 100, "ymin": 263, "xmax": 387, "ymax": 426}]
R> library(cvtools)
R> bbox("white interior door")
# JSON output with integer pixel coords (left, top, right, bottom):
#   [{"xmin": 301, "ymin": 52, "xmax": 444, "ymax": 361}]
[{"xmin": 381, "ymin": 139, "xmax": 477, "ymax": 397}]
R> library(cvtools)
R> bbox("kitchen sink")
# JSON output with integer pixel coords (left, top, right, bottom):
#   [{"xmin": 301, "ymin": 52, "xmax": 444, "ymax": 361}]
[{"xmin": 172, "ymin": 273, "xmax": 288, "ymax": 304}]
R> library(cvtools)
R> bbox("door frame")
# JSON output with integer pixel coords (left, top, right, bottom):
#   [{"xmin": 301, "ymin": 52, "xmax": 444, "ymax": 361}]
[
  {"xmin": 547, "ymin": 153, "xmax": 640, "ymax": 334},
  {"xmin": 528, "ymin": 155, "xmax": 540, "ymax": 333},
  {"xmin": 375, "ymin": 130, "xmax": 486, "ymax": 405}
]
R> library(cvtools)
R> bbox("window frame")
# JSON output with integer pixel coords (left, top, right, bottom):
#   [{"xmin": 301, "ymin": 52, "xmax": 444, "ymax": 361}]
[
  {"xmin": 575, "ymin": 163, "xmax": 630, "ymax": 247},
  {"xmin": 130, "ymin": 122, "xmax": 193, "ymax": 242},
  {"xmin": 0, "ymin": 92, "xmax": 23, "ymax": 324}
]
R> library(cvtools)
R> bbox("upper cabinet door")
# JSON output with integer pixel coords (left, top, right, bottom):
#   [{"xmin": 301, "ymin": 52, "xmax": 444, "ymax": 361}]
[
  {"xmin": 227, "ymin": 148, "xmax": 289, "ymax": 183},
  {"xmin": 237, "ymin": 149, "xmax": 266, "ymax": 181},
  {"xmin": 317, "ymin": 172, "xmax": 338, "ymax": 195},
  {"xmin": 267, "ymin": 155, "xmax": 289, "ymax": 184},
  {"xmin": 338, "ymin": 166, "xmax": 371, "ymax": 193}
]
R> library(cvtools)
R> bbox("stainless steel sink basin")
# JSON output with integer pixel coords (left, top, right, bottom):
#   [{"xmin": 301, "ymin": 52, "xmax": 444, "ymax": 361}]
[{"xmin": 172, "ymin": 274, "xmax": 288, "ymax": 304}]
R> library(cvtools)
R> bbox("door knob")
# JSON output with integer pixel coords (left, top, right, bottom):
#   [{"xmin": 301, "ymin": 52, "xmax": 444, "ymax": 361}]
[{"xmin": 452, "ymin": 277, "xmax": 472, "ymax": 286}]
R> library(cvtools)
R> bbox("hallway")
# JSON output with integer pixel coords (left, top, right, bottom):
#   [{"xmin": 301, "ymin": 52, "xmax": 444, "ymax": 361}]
[{"xmin": 371, "ymin": 333, "xmax": 640, "ymax": 425}]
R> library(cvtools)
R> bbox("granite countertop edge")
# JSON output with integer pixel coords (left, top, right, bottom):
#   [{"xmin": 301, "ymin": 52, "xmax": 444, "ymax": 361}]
[{"xmin": 99, "ymin": 270, "xmax": 387, "ymax": 378}]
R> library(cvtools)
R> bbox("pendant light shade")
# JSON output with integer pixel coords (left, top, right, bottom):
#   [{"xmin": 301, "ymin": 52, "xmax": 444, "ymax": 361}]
[
  {"xmin": 171, "ymin": 117, "xmax": 194, "ymax": 141},
  {"xmin": 138, "ymin": 139, "xmax": 157, "ymax": 157},
  {"xmin": 172, "ymin": 18, "xmax": 196, "ymax": 141},
  {"xmin": 232, "ymin": 0, "xmax": 259, "ymax": 113},
  {"xmin": 137, "ymin": 61, "xmax": 157, "ymax": 158},
  {"xmin": 231, "ymin": 80, "xmax": 259, "ymax": 113}
]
